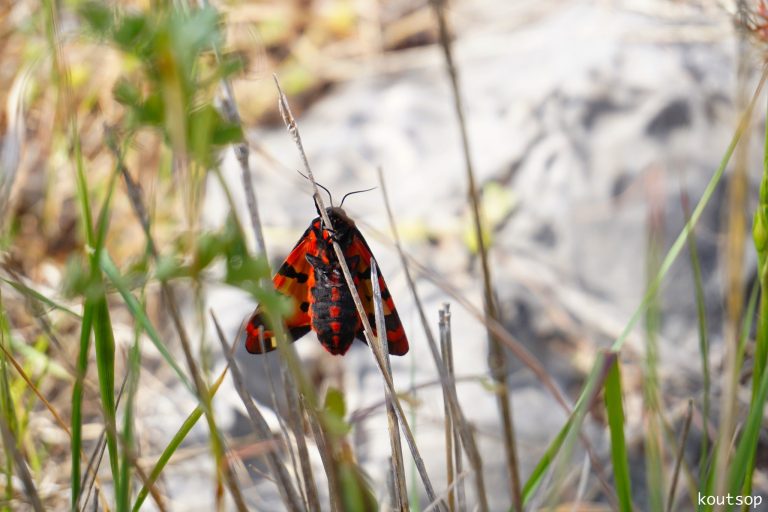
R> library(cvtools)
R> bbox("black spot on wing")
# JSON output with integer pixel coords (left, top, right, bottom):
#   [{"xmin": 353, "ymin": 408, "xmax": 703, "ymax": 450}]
[
  {"xmin": 300, "ymin": 301, "xmax": 310, "ymax": 312},
  {"xmin": 288, "ymin": 325, "xmax": 311, "ymax": 342},
  {"xmin": 384, "ymin": 313, "xmax": 400, "ymax": 331},
  {"xmin": 279, "ymin": 263, "xmax": 309, "ymax": 283}
]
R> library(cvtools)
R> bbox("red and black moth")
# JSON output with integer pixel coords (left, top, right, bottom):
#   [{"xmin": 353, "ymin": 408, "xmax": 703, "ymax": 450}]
[{"xmin": 245, "ymin": 204, "xmax": 409, "ymax": 356}]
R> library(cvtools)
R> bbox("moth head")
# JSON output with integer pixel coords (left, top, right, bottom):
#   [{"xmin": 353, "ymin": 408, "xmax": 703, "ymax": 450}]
[{"xmin": 326, "ymin": 206, "xmax": 355, "ymax": 227}]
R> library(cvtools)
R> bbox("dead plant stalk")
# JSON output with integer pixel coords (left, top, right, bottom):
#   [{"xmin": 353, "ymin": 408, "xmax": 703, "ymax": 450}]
[
  {"xmin": 428, "ymin": 0, "xmax": 522, "ymax": 508},
  {"xmin": 274, "ymin": 75, "xmax": 447, "ymax": 511}
]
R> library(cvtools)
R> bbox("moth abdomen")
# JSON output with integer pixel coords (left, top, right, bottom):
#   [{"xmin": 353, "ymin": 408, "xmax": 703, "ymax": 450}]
[{"xmin": 307, "ymin": 254, "xmax": 360, "ymax": 355}]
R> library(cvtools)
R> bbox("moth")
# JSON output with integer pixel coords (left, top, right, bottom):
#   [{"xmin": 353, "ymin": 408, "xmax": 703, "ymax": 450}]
[{"xmin": 245, "ymin": 193, "xmax": 409, "ymax": 356}]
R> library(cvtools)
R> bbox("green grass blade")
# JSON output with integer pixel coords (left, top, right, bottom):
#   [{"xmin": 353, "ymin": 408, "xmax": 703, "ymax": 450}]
[
  {"xmin": 131, "ymin": 369, "xmax": 227, "ymax": 512},
  {"xmin": 73, "ymin": 137, "xmax": 95, "ymax": 247},
  {"xmin": 8, "ymin": 337, "xmax": 69, "ymax": 381},
  {"xmin": 0, "ymin": 277, "xmax": 81, "ymax": 319},
  {"xmin": 118, "ymin": 334, "xmax": 141, "ymax": 512},
  {"xmin": 71, "ymin": 298, "xmax": 94, "ymax": 509},
  {"xmin": 521, "ymin": 419, "xmax": 569, "ymax": 505},
  {"xmin": 71, "ymin": 134, "xmax": 97, "ymax": 509},
  {"xmin": 99, "ymin": 251, "xmax": 193, "ymax": 394},
  {"xmin": 0, "ymin": 292, "xmax": 19, "ymax": 512},
  {"xmin": 91, "ymin": 297, "xmax": 120, "ymax": 503},
  {"xmin": 726, "ymin": 352, "xmax": 768, "ymax": 505},
  {"xmin": 521, "ymin": 352, "xmax": 614, "ymax": 509},
  {"xmin": 680, "ymin": 192, "xmax": 711, "ymax": 478},
  {"xmin": 610, "ymin": 69, "xmax": 766, "ymax": 354},
  {"xmin": 73, "ymin": 137, "xmax": 123, "ymax": 505},
  {"xmin": 604, "ymin": 355, "xmax": 633, "ymax": 512},
  {"xmin": 741, "ymin": 90, "xmax": 768, "ymax": 502}
]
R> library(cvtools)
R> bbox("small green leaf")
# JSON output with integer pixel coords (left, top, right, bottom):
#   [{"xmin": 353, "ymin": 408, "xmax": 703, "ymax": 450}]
[
  {"xmin": 136, "ymin": 92, "xmax": 165, "ymax": 126},
  {"xmin": 193, "ymin": 231, "xmax": 227, "ymax": 272},
  {"xmin": 322, "ymin": 388, "xmax": 350, "ymax": 437},
  {"xmin": 154, "ymin": 255, "xmax": 187, "ymax": 281},
  {"xmin": 113, "ymin": 13, "xmax": 151, "ymax": 53},
  {"xmin": 169, "ymin": 7, "xmax": 221, "ymax": 75},
  {"xmin": 211, "ymin": 121, "xmax": 243, "ymax": 146},
  {"xmin": 324, "ymin": 388, "xmax": 346, "ymax": 418},
  {"xmin": 113, "ymin": 78, "xmax": 142, "ymax": 107},
  {"xmin": 79, "ymin": 2, "xmax": 113, "ymax": 36},
  {"xmin": 61, "ymin": 255, "xmax": 92, "ymax": 298}
]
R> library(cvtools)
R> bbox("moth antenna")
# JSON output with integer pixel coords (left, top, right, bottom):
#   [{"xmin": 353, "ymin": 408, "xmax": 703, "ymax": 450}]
[
  {"xmin": 297, "ymin": 170, "xmax": 334, "ymax": 206},
  {"xmin": 339, "ymin": 187, "xmax": 377, "ymax": 207}
]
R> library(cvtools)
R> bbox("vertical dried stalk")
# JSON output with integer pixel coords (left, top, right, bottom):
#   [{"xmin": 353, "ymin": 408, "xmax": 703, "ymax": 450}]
[
  {"xmin": 282, "ymin": 361, "xmax": 321, "ymax": 511},
  {"xmin": 405, "ymin": 253, "xmax": 619, "ymax": 502},
  {"xmin": 428, "ymin": 0, "xmax": 522, "ymax": 508},
  {"xmin": 274, "ymin": 76, "xmax": 445, "ymax": 511},
  {"xmin": 261, "ymin": 350, "xmax": 304, "ymax": 508},
  {"xmin": 371, "ymin": 261, "xmax": 409, "ymax": 511},
  {"xmin": 303, "ymin": 395, "xmax": 342, "ymax": 512},
  {"xmin": 439, "ymin": 307, "xmax": 455, "ymax": 512},
  {"xmin": 0, "ymin": 68, "xmax": 29, "ymax": 223},
  {"xmin": 666, "ymin": 400, "xmax": 694, "ymax": 512},
  {"xmin": 716, "ymin": 7, "xmax": 751, "ymax": 500},
  {"xmin": 195, "ymin": 0, "xmax": 268, "ymax": 258},
  {"xmin": 114, "ymin": 142, "xmax": 246, "ymax": 511},
  {"xmin": 377, "ymin": 167, "xmax": 489, "ymax": 511},
  {"xmin": 440, "ymin": 304, "xmax": 467, "ymax": 511},
  {"xmin": 0, "ymin": 414, "xmax": 44, "ymax": 512},
  {"xmin": 210, "ymin": 313, "xmax": 305, "ymax": 512}
]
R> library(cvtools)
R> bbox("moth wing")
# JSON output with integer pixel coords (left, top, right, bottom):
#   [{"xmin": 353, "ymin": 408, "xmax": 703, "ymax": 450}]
[
  {"xmin": 244, "ymin": 228, "xmax": 315, "ymax": 354},
  {"xmin": 345, "ymin": 230, "xmax": 409, "ymax": 356}
]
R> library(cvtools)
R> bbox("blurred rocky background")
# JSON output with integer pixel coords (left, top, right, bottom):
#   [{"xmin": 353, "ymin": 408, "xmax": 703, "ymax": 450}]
[{"xmin": 2, "ymin": 0, "xmax": 767, "ymax": 510}]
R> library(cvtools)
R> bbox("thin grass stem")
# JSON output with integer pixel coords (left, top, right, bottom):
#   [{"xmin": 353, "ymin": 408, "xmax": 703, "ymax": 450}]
[
  {"xmin": 0, "ymin": 414, "xmax": 43, "ymax": 512},
  {"xmin": 666, "ymin": 400, "xmax": 693, "ymax": 512},
  {"xmin": 282, "ymin": 359, "xmax": 321, "ymax": 511},
  {"xmin": 428, "ymin": 1, "xmax": 521, "ymax": 507},
  {"xmin": 261, "ymin": 350, "xmax": 305, "ymax": 509},
  {"xmin": 303, "ymin": 394, "xmax": 342, "ymax": 512},
  {"xmin": 440, "ymin": 304, "xmax": 466, "ymax": 512},
  {"xmin": 371, "ymin": 261, "xmax": 408, "ymax": 511},
  {"xmin": 439, "ymin": 307, "xmax": 455, "ymax": 512},
  {"xmin": 210, "ymin": 312, "xmax": 305, "ymax": 512},
  {"xmin": 274, "ymin": 76, "xmax": 445, "ymax": 511},
  {"xmin": 376, "ymin": 167, "xmax": 488, "ymax": 511}
]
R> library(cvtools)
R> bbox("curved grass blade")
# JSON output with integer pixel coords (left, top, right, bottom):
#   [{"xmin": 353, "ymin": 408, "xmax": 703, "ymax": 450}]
[
  {"xmin": 604, "ymin": 355, "xmax": 632, "ymax": 512},
  {"xmin": 131, "ymin": 367, "xmax": 228, "ymax": 512},
  {"xmin": 99, "ymin": 252, "xmax": 193, "ymax": 394},
  {"xmin": 0, "ymin": 277, "xmax": 81, "ymax": 319}
]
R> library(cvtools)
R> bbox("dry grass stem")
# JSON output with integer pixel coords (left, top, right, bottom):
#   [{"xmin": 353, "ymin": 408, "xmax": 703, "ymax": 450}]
[
  {"xmin": 0, "ymin": 415, "xmax": 44, "ymax": 512},
  {"xmin": 377, "ymin": 167, "xmax": 489, "ymax": 511},
  {"xmin": 371, "ymin": 260, "xmax": 408, "ymax": 511},
  {"xmin": 196, "ymin": 0, "xmax": 268, "ymax": 258},
  {"xmin": 261, "ymin": 345, "xmax": 305, "ymax": 508},
  {"xmin": 666, "ymin": 400, "xmax": 694, "ymax": 512},
  {"xmin": 439, "ymin": 307, "xmax": 455, "ymax": 512},
  {"xmin": 274, "ymin": 75, "xmax": 445, "ymax": 510},
  {"xmin": 303, "ymin": 394, "xmax": 342, "ymax": 512},
  {"xmin": 440, "ymin": 304, "xmax": 466, "ymax": 511},
  {"xmin": 210, "ymin": 312, "xmax": 305, "ymax": 511},
  {"xmin": 428, "ymin": 0, "xmax": 522, "ymax": 507},
  {"xmin": 0, "ymin": 342, "xmax": 69, "ymax": 434},
  {"xmin": 281, "ymin": 359, "xmax": 321, "ymax": 510},
  {"xmin": 0, "ymin": 67, "xmax": 29, "ymax": 222},
  {"xmin": 113, "ymin": 140, "xmax": 247, "ymax": 511}
]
